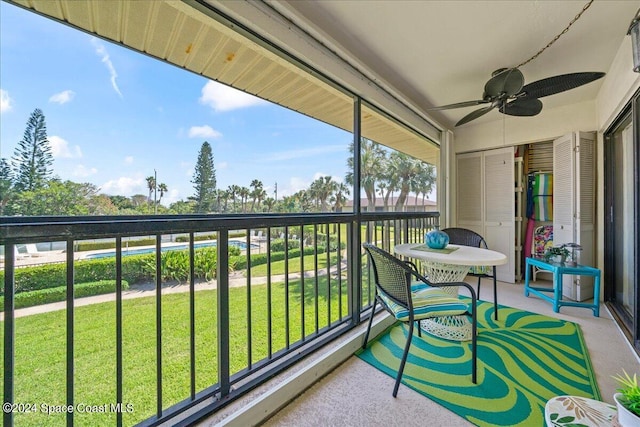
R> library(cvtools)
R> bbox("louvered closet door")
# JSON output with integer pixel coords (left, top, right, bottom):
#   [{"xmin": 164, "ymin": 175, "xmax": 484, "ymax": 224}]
[
  {"xmin": 575, "ymin": 132, "xmax": 595, "ymax": 299},
  {"xmin": 553, "ymin": 133, "xmax": 577, "ymax": 299},
  {"xmin": 483, "ymin": 148, "xmax": 514, "ymax": 283},
  {"xmin": 456, "ymin": 152, "xmax": 484, "ymax": 236},
  {"xmin": 457, "ymin": 148, "xmax": 515, "ymax": 283}
]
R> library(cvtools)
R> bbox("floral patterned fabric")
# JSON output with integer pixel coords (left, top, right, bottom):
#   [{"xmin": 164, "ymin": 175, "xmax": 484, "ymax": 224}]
[{"xmin": 533, "ymin": 225, "xmax": 553, "ymax": 257}]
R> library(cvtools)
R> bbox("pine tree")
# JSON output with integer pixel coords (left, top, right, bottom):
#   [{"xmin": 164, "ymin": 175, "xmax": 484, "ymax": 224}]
[
  {"xmin": 191, "ymin": 141, "xmax": 217, "ymax": 213},
  {"xmin": 0, "ymin": 158, "xmax": 13, "ymax": 215},
  {"xmin": 12, "ymin": 108, "xmax": 53, "ymax": 191}
]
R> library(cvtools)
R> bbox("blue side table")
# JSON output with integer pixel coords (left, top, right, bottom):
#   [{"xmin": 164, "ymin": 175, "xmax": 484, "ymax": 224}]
[{"xmin": 524, "ymin": 257, "xmax": 601, "ymax": 317}]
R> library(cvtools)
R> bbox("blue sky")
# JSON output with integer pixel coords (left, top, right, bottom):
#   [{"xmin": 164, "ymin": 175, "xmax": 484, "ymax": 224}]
[{"xmin": 0, "ymin": 2, "xmax": 352, "ymax": 206}]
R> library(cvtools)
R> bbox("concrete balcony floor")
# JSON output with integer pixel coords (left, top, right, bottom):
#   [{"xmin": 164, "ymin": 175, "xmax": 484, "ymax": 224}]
[{"xmin": 201, "ymin": 278, "xmax": 640, "ymax": 426}]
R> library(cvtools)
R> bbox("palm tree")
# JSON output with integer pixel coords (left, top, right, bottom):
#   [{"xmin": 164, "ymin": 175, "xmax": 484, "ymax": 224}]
[
  {"xmin": 280, "ymin": 194, "xmax": 298, "ymax": 213},
  {"xmin": 217, "ymin": 189, "xmax": 229, "ymax": 213},
  {"xmin": 157, "ymin": 183, "xmax": 168, "ymax": 206},
  {"xmin": 332, "ymin": 182, "xmax": 350, "ymax": 212},
  {"xmin": 227, "ymin": 185, "xmax": 240, "ymax": 212},
  {"xmin": 346, "ymin": 138, "xmax": 386, "ymax": 211},
  {"xmin": 416, "ymin": 163, "xmax": 436, "ymax": 209},
  {"xmin": 377, "ymin": 177, "xmax": 395, "ymax": 211},
  {"xmin": 145, "ymin": 176, "xmax": 156, "ymax": 204},
  {"xmin": 386, "ymin": 152, "xmax": 421, "ymax": 211},
  {"xmin": 296, "ymin": 190, "xmax": 313, "ymax": 212},
  {"xmin": 249, "ymin": 179, "xmax": 264, "ymax": 212},
  {"xmin": 263, "ymin": 197, "xmax": 276, "ymax": 212},
  {"xmin": 238, "ymin": 186, "xmax": 250, "ymax": 213},
  {"xmin": 313, "ymin": 176, "xmax": 338, "ymax": 212}
]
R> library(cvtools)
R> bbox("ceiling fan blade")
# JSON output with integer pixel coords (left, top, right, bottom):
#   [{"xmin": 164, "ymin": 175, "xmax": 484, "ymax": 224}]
[
  {"xmin": 519, "ymin": 72, "xmax": 605, "ymax": 99},
  {"xmin": 484, "ymin": 68, "xmax": 524, "ymax": 98},
  {"xmin": 455, "ymin": 105, "xmax": 495, "ymax": 127},
  {"xmin": 428, "ymin": 100, "xmax": 488, "ymax": 110},
  {"xmin": 500, "ymin": 97, "xmax": 543, "ymax": 116}
]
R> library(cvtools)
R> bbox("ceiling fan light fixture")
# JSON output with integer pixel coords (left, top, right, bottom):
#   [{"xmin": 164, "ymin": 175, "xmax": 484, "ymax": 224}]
[{"xmin": 628, "ymin": 8, "xmax": 640, "ymax": 73}]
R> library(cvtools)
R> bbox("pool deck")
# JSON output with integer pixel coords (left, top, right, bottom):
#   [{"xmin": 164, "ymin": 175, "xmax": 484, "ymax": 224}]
[{"xmin": 4, "ymin": 238, "xmax": 265, "ymax": 268}]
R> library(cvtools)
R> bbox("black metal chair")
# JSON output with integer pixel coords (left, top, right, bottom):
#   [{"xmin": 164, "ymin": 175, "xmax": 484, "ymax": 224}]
[
  {"xmin": 441, "ymin": 227, "xmax": 499, "ymax": 320},
  {"xmin": 362, "ymin": 243, "xmax": 477, "ymax": 397}
]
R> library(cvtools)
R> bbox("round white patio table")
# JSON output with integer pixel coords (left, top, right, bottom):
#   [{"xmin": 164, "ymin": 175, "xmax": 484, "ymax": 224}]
[{"xmin": 393, "ymin": 243, "xmax": 507, "ymax": 341}]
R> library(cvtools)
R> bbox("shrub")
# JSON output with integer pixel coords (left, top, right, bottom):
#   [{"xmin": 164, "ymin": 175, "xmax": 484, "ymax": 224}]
[
  {"xmin": 315, "ymin": 234, "xmax": 346, "ymax": 251},
  {"xmin": 76, "ymin": 238, "xmax": 157, "ymax": 251},
  {"xmin": 136, "ymin": 247, "xmax": 237, "ymax": 283},
  {"xmin": 0, "ymin": 254, "xmax": 153, "ymax": 295},
  {"xmin": 0, "ymin": 244, "xmax": 246, "ymax": 295},
  {"xmin": 175, "ymin": 233, "xmax": 217, "ymax": 243},
  {"xmin": 0, "ymin": 280, "xmax": 129, "ymax": 309},
  {"xmin": 270, "ymin": 238, "xmax": 301, "ymax": 252}
]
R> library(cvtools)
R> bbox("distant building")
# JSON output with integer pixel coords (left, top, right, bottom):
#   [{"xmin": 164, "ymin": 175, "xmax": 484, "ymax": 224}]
[{"xmin": 342, "ymin": 196, "xmax": 437, "ymax": 212}]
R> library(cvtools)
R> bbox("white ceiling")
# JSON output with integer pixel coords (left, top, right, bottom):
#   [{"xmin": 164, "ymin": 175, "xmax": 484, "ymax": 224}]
[{"xmin": 272, "ymin": 0, "xmax": 639, "ymax": 129}]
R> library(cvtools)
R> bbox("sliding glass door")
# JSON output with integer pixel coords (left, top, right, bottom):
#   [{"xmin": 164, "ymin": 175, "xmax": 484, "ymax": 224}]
[{"xmin": 605, "ymin": 91, "xmax": 639, "ymax": 349}]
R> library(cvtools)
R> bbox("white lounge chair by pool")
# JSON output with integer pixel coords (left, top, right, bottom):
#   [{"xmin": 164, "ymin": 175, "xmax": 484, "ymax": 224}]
[{"xmin": 24, "ymin": 244, "xmax": 42, "ymax": 257}]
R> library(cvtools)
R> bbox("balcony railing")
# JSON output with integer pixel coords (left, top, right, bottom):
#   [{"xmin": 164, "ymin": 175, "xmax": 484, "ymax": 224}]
[{"xmin": 1, "ymin": 211, "xmax": 438, "ymax": 426}]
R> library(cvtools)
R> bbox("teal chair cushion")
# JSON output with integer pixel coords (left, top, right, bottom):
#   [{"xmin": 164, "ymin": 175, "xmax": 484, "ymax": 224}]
[{"xmin": 379, "ymin": 285, "xmax": 469, "ymax": 322}]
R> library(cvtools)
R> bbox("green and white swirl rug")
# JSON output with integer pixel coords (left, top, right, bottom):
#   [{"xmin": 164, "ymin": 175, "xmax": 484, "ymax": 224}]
[{"xmin": 357, "ymin": 301, "xmax": 600, "ymax": 427}]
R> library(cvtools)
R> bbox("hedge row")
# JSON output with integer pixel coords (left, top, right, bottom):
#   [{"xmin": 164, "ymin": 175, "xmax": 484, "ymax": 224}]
[
  {"xmin": 2, "ymin": 247, "xmax": 220, "ymax": 295},
  {"xmin": 2, "ymin": 240, "xmax": 343, "ymax": 296},
  {"xmin": 0, "ymin": 280, "xmax": 129, "ymax": 310},
  {"xmin": 174, "ymin": 230, "xmax": 246, "ymax": 243},
  {"xmin": 76, "ymin": 231, "xmax": 249, "ymax": 252},
  {"xmin": 2, "ymin": 254, "xmax": 152, "ymax": 295},
  {"xmin": 231, "ymin": 245, "xmax": 338, "ymax": 270},
  {"xmin": 76, "ymin": 238, "xmax": 157, "ymax": 252}
]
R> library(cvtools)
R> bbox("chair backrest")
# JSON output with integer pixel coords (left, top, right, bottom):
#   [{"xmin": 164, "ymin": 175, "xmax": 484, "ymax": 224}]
[
  {"xmin": 532, "ymin": 225, "xmax": 553, "ymax": 257},
  {"xmin": 441, "ymin": 227, "xmax": 488, "ymax": 249},
  {"xmin": 363, "ymin": 243, "xmax": 412, "ymax": 308}
]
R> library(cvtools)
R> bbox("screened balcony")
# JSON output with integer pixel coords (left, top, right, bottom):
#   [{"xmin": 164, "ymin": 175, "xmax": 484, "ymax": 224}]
[{"xmin": 2, "ymin": 1, "xmax": 640, "ymax": 426}]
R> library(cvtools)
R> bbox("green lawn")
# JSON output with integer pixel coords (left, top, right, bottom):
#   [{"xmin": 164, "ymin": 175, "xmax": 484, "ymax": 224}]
[
  {"xmin": 249, "ymin": 252, "xmax": 340, "ymax": 276},
  {"xmin": 1, "ymin": 277, "xmax": 348, "ymax": 427},
  {"xmin": 0, "ymin": 229, "xmax": 387, "ymax": 427}
]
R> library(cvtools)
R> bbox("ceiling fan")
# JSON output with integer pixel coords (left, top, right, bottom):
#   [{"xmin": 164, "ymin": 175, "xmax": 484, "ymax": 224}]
[{"xmin": 429, "ymin": 68, "xmax": 605, "ymax": 127}]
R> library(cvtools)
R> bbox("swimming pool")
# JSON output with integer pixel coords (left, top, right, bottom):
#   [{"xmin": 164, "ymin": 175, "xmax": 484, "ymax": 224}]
[{"xmin": 85, "ymin": 241, "xmax": 258, "ymax": 259}]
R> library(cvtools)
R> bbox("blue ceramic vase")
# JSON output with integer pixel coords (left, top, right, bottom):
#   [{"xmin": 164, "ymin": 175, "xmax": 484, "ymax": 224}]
[{"xmin": 425, "ymin": 227, "xmax": 449, "ymax": 249}]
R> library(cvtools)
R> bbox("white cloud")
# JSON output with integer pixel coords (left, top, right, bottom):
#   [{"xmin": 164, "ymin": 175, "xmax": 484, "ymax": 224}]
[
  {"xmin": 188, "ymin": 125, "xmax": 223, "ymax": 139},
  {"xmin": 162, "ymin": 189, "xmax": 180, "ymax": 206},
  {"xmin": 284, "ymin": 177, "xmax": 310, "ymax": 197},
  {"xmin": 73, "ymin": 164, "xmax": 98, "ymax": 178},
  {"xmin": 1, "ymin": 89, "xmax": 13, "ymax": 113},
  {"xmin": 218, "ymin": 161, "xmax": 228, "ymax": 169},
  {"xmin": 91, "ymin": 38, "xmax": 123, "ymax": 98},
  {"xmin": 124, "ymin": 156, "xmax": 134, "ymax": 165},
  {"xmin": 49, "ymin": 135, "xmax": 82, "ymax": 158},
  {"xmin": 49, "ymin": 90, "xmax": 75, "ymax": 105},
  {"xmin": 310, "ymin": 172, "xmax": 343, "ymax": 183},
  {"xmin": 263, "ymin": 145, "xmax": 346, "ymax": 162},
  {"xmin": 199, "ymin": 80, "xmax": 267, "ymax": 112},
  {"xmin": 101, "ymin": 176, "xmax": 145, "ymax": 196}
]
